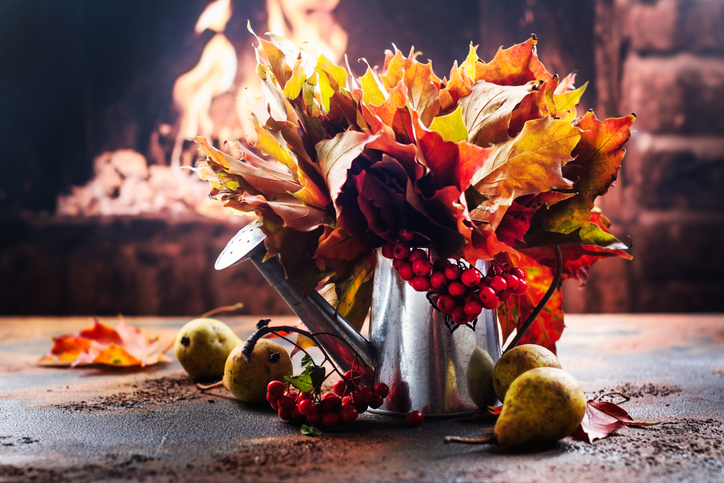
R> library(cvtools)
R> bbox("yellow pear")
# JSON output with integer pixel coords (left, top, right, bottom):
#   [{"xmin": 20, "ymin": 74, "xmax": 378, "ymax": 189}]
[
  {"xmin": 223, "ymin": 339, "xmax": 293, "ymax": 404},
  {"xmin": 492, "ymin": 344, "xmax": 561, "ymax": 401},
  {"xmin": 494, "ymin": 367, "xmax": 586, "ymax": 448},
  {"xmin": 174, "ymin": 318, "xmax": 241, "ymax": 381}
]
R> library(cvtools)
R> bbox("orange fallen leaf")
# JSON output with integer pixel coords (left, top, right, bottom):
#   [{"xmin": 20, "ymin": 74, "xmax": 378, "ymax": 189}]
[{"xmin": 39, "ymin": 316, "xmax": 171, "ymax": 368}]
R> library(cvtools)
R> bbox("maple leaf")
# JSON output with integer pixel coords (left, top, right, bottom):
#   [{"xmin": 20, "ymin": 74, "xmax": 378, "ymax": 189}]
[
  {"xmin": 470, "ymin": 117, "xmax": 581, "ymax": 232},
  {"xmin": 573, "ymin": 395, "xmax": 659, "ymax": 443},
  {"xmin": 379, "ymin": 47, "xmax": 441, "ymax": 126},
  {"xmin": 532, "ymin": 112, "xmax": 635, "ymax": 248},
  {"xmin": 474, "ymin": 36, "xmax": 553, "ymax": 86},
  {"xmin": 39, "ymin": 317, "xmax": 170, "ymax": 368},
  {"xmin": 460, "ymin": 80, "xmax": 539, "ymax": 147}
]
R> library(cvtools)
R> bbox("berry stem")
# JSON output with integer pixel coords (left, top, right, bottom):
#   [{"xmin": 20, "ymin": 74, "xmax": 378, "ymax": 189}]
[
  {"xmin": 198, "ymin": 302, "xmax": 245, "ymax": 319},
  {"xmin": 502, "ymin": 245, "xmax": 562, "ymax": 354}
]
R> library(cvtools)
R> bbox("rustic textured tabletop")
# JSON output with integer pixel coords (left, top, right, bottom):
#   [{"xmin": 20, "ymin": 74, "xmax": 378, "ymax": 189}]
[{"xmin": 1, "ymin": 314, "xmax": 723, "ymax": 482}]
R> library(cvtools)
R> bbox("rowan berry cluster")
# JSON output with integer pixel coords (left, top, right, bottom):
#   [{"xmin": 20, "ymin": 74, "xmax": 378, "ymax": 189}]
[
  {"xmin": 381, "ymin": 235, "xmax": 528, "ymax": 326},
  {"xmin": 266, "ymin": 370, "xmax": 389, "ymax": 429}
]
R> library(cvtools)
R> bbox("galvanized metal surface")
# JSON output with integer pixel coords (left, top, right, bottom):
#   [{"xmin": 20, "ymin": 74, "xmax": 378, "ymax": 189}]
[{"xmin": 1, "ymin": 314, "xmax": 723, "ymax": 482}]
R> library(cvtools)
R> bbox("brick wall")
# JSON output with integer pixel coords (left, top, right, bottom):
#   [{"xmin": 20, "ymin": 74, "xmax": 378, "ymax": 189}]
[{"xmin": 582, "ymin": 0, "xmax": 724, "ymax": 312}]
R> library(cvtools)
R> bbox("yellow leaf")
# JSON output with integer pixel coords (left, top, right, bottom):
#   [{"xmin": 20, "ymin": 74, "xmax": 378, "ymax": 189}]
[
  {"xmin": 359, "ymin": 66, "xmax": 387, "ymax": 106},
  {"xmin": 471, "ymin": 117, "xmax": 581, "ymax": 229},
  {"xmin": 554, "ymin": 81, "xmax": 588, "ymax": 113},
  {"xmin": 251, "ymin": 122, "xmax": 297, "ymax": 174},
  {"xmin": 282, "ymin": 55, "xmax": 306, "ymax": 99},
  {"xmin": 429, "ymin": 105, "xmax": 468, "ymax": 143}
]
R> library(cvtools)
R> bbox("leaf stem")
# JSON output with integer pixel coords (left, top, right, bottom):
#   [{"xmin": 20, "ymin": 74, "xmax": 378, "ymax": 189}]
[
  {"xmin": 503, "ymin": 245, "xmax": 562, "ymax": 354},
  {"xmin": 198, "ymin": 302, "xmax": 244, "ymax": 319},
  {"xmin": 443, "ymin": 435, "xmax": 497, "ymax": 445}
]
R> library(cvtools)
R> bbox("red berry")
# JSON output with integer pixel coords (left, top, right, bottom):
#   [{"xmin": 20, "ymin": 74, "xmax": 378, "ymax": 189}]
[
  {"xmin": 452, "ymin": 306, "xmax": 468, "ymax": 325},
  {"xmin": 307, "ymin": 411, "xmax": 322, "ymax": 425},
  {"xmin": 369, "ymin": 393, "xmax": 384, "ymax": 409},
  {"xmin": 478, "ymin": 286, "xmax": 496, "ymax": 304},
  {"xmin": 344, "ymin": 369, "xmax": 362, "ymax": 385},
  {"xmin": 352, "ymin": 390, "xmax": 369, "ymax": 406},
  {"xmin": 333, "ymin": 379, "xmax": 348, "ymax": 397},
  {"xmin": 436, "ymin": 294, "xmax": 456, "ymax": 313},
  {"xmin": 399, "ymin": 228, "xmax": 415, "ymax": 242},
  {"xmin": 498, "ymin": 290, "xmax": 512, "ymax": 301},
  {"xmin": 284, "ymin": 389, "xmax": 298, "ymax": 399},
  {"xmin": 392, "ymin": 257, "xmax": 405, "ymax": 270},
  {"xmin": 278, "ymin": 395, "xmax": 295, "ymax": 410},
  {"xmin": 342, "ymin": 396, "xmax": 351, "ymax": 406},
  {"xmin": 481, "ymin": 296, "xmax": 499, "ymax": 310},
  {"xmin": 359, "ymin": 385, "xmax": 373, "ymax": 401},
  {"xmin": 410, "ymin": 276, "xmax": 431, "ymax": 292},
  {"xmin": 291, "ymin": 406, "xmax": 306, "ymax": 422},
  {"xmin": 461, "ymin": 268, "xmax": 481, "ymax": 287},
  {"xmin": 278, "ymin": 407, "xmax": 293, "ymax": 421},
  {"xmin": 511, "ymin": 267, "xmax": 526, "ymax": 280},
  {"xmin": 464, "ymin": 300, "xmax": 483, "ymax": 318},
  {"xmin": 322, "ymin": 412, "xmax": 340, "ymax": 428},
  {"xmin": 266, "ymin": 393, "xmax": 279, "ymax": 410},
  {"xmin": 407, "ymin": 410, "xmax": 423, "ymax": 427},
  {"xmin": 409, "ymin": 248, "xmax": 427, "ymax": 262},
  {"xmin": 297, "ymin": 391, "xmax": 313, "ymax": 402},
  {"xmin": 298, "ymin": 399, "xmax": 317, "ymax": 416},
  {"xmin": 374, "ymin": 382, "xmax": 390, "ymax": 398},
  {"xmin": 513, "ymin": 279, "xmax": 528, "ymax": 295},
  {"xmin": 504, "ymin": 274, "xmax": 520, "ymax": 292},
  {"xmin": 355, "ymin": 401, "xmax": 369, "ymax": 413},
  {"xmin": 339, "ymin": 404, "xmax": 359, "ymax": 424},
  {"xmin": 321, "ymin": 395, "xmax": 342, "ymax": 414},
  {"xmin": 448, "ymin": 281, "xmax": 467, "ymax": 298},
  {"xmin": 381, "ymin": 242, "xmax": 395, "ymax": 259},
  {"xmin": 267, "ymin": 380, "xmax": 285, "ymax": 399},
  {"xmin": 489, "ymin": 275, "xmax": 508, "ymax": 293},
  {"xmin": 412, "ymin": 258, "xmax": 432, "ymax": 277},
  {"xmin": 398, "ymin": 263, "xmax": 415, "ymax": 281},
  {"xmin": 444, "ymin": 263, "xmax": 461, "ymax": 281},
  {"xmin": 430, "ymin": 272, "xmax": 448, "ymax": 290},
  {"xmin": 488, "ymin": 265, "xmax": 504, "ymax": 277},
  {"xmin": 393, "ymin": 243, "xmax": 410, "ymax": 259}
]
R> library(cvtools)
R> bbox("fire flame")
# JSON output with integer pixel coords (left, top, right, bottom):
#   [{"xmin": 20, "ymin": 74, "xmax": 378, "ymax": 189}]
[{"xmin": 171, "ymin": 0, "xmax": 236, "ymax": 167}]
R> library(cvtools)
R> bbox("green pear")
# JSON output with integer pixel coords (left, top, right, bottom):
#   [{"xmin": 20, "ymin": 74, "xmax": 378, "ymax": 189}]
[
  {"xmin": 492, "ymin": 344, "xmax": 561, "ymax": 401},
  {"xmin": 175, "ymin": 318, "xmax": 242, "ymax": 381},
  {"xmin": 466, "ymin": 347, "xmax": 497, "ymax": 409},
  {"xmin": 494, "ymin": 367, "xmax": 586, "ymax": 449},
  {"xmin": 223, "ymin": 339, "xmax": 293, "ymax": 404}
]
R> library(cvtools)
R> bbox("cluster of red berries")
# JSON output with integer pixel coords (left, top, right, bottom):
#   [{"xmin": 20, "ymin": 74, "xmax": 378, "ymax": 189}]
[
  {"xmin": 266, "ymin": 370, "xmax": 389, "ymax": 429},
  {"xmin": 381, "ymin": 239, "xmax": 528, "ymax": 325}
]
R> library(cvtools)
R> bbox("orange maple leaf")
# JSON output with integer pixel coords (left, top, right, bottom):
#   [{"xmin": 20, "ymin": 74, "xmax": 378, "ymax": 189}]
[{"xmin": 39, "ymin": 316, "xmax": 171, "ymax": 368}]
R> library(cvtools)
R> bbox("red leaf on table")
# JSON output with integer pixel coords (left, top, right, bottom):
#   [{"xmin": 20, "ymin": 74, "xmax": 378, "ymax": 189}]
[
  {"xmin": 574, "ymin": 398, "xmax": 659, "ymax": 443},
  {"xmin": 39, "ymin": 317, "xmax": 171, "ymax": 368}
]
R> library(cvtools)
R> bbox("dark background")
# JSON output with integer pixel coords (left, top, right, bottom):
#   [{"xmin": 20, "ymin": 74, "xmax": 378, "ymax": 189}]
[{"xmin": 2, "ymin": 0, "xmax": 722, "ymax": 315}]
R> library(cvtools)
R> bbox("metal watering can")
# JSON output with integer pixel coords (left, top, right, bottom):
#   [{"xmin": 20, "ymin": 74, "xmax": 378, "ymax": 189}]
[{"xmin": 216, "ymin": 220, "xmax": 502, "ymax": 416}]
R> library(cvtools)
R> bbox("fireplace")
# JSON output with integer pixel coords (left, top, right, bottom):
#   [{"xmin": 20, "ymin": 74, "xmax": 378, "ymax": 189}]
[{"xmin": 2, "ymin": 0, "xmax": 723, "ymax": 315}]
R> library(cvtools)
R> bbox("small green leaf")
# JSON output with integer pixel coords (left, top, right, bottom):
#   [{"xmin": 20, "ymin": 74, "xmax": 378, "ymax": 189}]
[
  {"xmin": 285, "ymin": 374, "xmax": 314, "ymax": 393},
  {"xmin": 301, "ymin": 424, "xmax": 323, "ymax": 436},
  {"xmin": 300, "ymin": 354, "xmax": 314, "ymax": 369},
  {"xmin": 309, "ymin": 366, "xmax": 326, "ymax": 390}
]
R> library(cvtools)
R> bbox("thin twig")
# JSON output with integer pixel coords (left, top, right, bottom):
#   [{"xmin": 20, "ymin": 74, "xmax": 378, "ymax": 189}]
[
  {"xmin": 198, "ymin": 302, "xmax": 244, "ymax": 319},
  {"xmin": 444, "ymin": 435, "xmax": 497, "ymax": 445},
  {"xmin": 503, "ymin": 245, "xmax": 563, "ymax": 354}
]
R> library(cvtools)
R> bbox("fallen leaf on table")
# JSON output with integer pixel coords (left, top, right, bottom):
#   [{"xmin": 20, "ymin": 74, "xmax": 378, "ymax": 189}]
[
  {"xmin": 573, "ymin": 393, "xmax": 659, "ymax": 443},
  {"xmin": 39, "ymin": 316, "xmax": 171, "ymax": 368}
]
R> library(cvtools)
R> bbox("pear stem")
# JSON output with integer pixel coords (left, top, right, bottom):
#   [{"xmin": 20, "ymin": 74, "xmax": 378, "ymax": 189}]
[
  {"xmin": 196, "ymin": 381, "xmax": 224, "ymax": 391},
  {"xmin": 198, "ymin": 302, "xmax": 244, "ymax": 319},
  {"xmin": 444, "ymin": 435, "xmax": 498, "ymax": 445}
]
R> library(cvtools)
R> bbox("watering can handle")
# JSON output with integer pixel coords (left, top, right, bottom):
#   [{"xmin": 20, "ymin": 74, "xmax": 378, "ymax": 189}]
[{"xmin": 502, "ymin": 246, "xmax": 562, "ymax": 354}]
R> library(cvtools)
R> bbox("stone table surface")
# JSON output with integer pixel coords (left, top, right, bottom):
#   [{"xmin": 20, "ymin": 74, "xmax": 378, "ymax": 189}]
[{"xmin": 0, "ymin": 314, "xmax": 723, "ymax": 482}]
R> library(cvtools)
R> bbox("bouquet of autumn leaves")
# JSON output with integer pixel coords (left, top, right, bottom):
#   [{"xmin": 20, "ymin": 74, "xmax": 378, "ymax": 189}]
[{"xmin": 193, "ymin": 29, "xmax": 633, "ymax": 353}]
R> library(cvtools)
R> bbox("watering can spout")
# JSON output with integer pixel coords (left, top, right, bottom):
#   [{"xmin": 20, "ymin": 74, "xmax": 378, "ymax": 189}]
[{"xmin": 215, "ymin": 220, "xmax": 376, "ymax": 379}]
